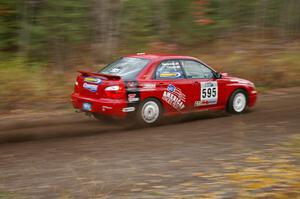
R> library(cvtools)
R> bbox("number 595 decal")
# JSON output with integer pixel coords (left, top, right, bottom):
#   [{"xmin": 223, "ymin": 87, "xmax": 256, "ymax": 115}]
[
  {"xmin": 202, "ymin": 87, "xmax": 217, "ymax": 98},
  {"xmin": 195, "ymin": 82, "xmax": 218, "ymax": 107}
]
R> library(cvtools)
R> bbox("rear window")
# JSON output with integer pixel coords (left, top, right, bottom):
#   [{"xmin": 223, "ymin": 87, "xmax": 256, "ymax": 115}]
[{"xmin": 100, "ymin": 57, "xmax": 150, "ymax": 80}]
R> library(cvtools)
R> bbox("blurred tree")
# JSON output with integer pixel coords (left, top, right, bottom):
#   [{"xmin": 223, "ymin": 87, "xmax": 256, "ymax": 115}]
[
  {"xmin": 91, "ymin": 0, "xmax": 121, "ymax": 63},
  {"xmin": 31, "ymin": 0, "xmax": 89, "ymax": 70},
  {"xmin": 0, "ymin": 0, "xmax": 18, "ymax": 51},
  {"xmin": 0, "ymin": 0, "xmax": 300, "ymax": 66},
  {"xmin": 120, "ymin": 0, "xmax": 156, "ymax": 51}
]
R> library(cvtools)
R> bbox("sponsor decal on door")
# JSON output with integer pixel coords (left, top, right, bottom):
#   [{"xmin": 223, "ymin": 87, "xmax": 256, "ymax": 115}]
[
  {"xmin": 162, "ymin": 84, "xmax": 186, "ymax": 110},
  {"xmin": 195, "ymin": 81, "xmax": 218, "ymax": 107}
]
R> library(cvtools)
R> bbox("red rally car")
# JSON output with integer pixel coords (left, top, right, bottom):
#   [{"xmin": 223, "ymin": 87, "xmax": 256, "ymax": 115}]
[{"xmin": 71, "ymin": 54, "xmax": 257, "ymax": 125}]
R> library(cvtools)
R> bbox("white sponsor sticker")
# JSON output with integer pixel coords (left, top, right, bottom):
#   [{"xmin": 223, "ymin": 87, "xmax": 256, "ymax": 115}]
[
  {"xmin": 102, "ymin": 106, "xmax": 112, "ymax": 111},
  {"xmin": 111, "ymin": 68, "xmax": 121, "ymax": 73},
  {"xmin": 83, "ymin": 83, "xmax": 98, "ymax": 92},
  {"xmin": 161, "ymin": 61, "xmax": 180, "ymax": 68},
  {"xmin": 128, "ymin": 94, "xmax": 139, "ymax": 102},
  {"xmin": 122, "ymin": 107, "xmax": 135, "ymax": 112},
  {"xmin": 141, "ymin": 83, "xmax": 156, "ymax": 89},
  {"xmin": 196, "ymin": 81, "xmax": 218, "ymax": 107}
]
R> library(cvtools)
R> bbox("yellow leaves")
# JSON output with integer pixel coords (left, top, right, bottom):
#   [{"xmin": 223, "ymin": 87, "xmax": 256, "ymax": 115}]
[
  {"xmin": 223, "ymin": 152, "xmax": 300, "ymax": 195},
  {"xmin": 290, "ymin": 181, "xmax": 300, "ymax": 190},
  {"xmin": 244, "ymin": 182, "xmax": 267, "ymax": 190},
  {"xmin": 130, "ymin": 188, "xmax": 142, "ymax": 192},
  {"xmin": 135, "ymin": 182, "xmax": 148, "ymax": 186},
  {"xmin": 137, "ymin": 136, "xmax": 300, "ymax": 198},
  {"xmin": 179, "ymin": 182, "xmax": 194, "ymax": 187},
  {"xmin": 223, "ymin": 165, "xmax": 237, "ymax": 171},
  {"xmin": 195, "ymin": 193, "xmax": 218, "ymax": 199},
  {"xmin": 242, "ymin": 167, "xmax": 261, "ymax": 173},
  {"xmin": 59, "ymin": 191, "xmax": 73, "ymax": 199},
  {"xmin": 168, "ymin": 159, "xmax": 182, "ymax": 163},
  {"xmin": 244, "ymin": 155, "xmax": 267, "ymax": 163},
  {"xmin": 268, "ymin": 167, "xmax": 300, "ymax": 181},
  {"xmin": 226, "ymin": 172, "xmax": 265, "ymax": 182},
  {"xmin": 191, "ymin": 172, "xmax": 204, "ymax": 177},
  {"xmin": 144, "ymin": 173, "xmax": 173, "ymax": 178},
  {"xmin": 244, "ymin": 177, "xmax": 277, "ymax": 190}
]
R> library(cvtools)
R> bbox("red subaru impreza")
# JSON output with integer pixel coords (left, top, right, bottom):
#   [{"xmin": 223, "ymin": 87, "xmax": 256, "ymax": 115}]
[{"xmin": 71, "ymin": 54, "xmax": 257, "ymax": 125}]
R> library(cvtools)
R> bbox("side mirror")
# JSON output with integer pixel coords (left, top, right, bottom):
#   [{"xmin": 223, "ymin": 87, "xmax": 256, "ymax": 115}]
[{"xmin": 215, "ymin": 72, "xmax": 222, "ymax": 79}]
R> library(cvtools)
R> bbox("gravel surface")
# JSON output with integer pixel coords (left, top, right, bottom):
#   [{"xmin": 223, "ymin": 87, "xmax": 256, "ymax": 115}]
[{"xmin": 0, "ymin": 88, "xmax": 299, "ymax": 198}]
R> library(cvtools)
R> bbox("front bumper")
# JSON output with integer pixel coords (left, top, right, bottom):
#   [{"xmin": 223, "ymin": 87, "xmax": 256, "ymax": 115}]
[
  {"xmin": 248, "ymin": 90, "xmax": 257, "ymax": 107},
  {"xmin": 71, "ymin": 93, "xmax": 132, "ymax": 118}
]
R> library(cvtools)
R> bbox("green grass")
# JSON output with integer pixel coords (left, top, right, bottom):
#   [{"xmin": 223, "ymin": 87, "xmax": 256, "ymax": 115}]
[{"xmin": 0, "ymin": 191, "xmax": 20, "ymax": 199}]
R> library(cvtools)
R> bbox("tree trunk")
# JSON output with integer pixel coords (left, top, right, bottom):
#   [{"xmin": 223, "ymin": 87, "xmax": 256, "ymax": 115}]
[
  {"xmin": 18, "ymin": 0, "xmax": 31, "ymax": 60},
  {"xmin": 91, "ymin": 0, "xmax": 121, "ymax": 64}
]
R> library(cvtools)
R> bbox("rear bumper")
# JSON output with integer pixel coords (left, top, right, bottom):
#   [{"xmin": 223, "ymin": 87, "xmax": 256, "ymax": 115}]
[{"xmin": 71, "ymin": 93, "xmax": 131, "ymax": 118}]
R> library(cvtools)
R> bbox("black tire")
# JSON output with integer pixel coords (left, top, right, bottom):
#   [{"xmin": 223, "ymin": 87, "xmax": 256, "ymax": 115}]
[
  {"xmin": 227, "ymin": 89, "xmax": 248, "ymax": 114},
  {"xmin": 136, "ymin": 98, "xmax": 163, "ymax": 126}
]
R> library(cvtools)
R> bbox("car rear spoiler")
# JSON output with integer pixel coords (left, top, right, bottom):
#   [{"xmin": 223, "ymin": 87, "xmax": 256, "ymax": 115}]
[{"xmin": 77, "ymin": 70, "xmax": 121, "ymax": 80}]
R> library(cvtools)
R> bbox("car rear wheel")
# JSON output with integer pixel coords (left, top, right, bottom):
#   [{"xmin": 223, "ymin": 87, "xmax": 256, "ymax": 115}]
[
  {"xmin": 227, "ymin": 89, "xmax": 248, "ymax": 114},
  {"xmin": 137, "ymin": 98, "xmax": 162, "ymax": 126}
]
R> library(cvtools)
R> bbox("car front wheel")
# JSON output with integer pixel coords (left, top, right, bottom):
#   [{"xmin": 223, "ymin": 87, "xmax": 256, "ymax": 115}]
[
  {"xmin": 227, "ymin": 89, "xmax": 248, "ymax": 113},
  {"xmin": 137, "ymin": 98, "xmax": 162, "ymax": 126}
]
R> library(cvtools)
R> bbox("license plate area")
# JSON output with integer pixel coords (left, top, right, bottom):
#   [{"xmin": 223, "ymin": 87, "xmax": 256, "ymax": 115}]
[{"xmin": 82, "ymin": 102, "xmax": 92, "ymax": 111}]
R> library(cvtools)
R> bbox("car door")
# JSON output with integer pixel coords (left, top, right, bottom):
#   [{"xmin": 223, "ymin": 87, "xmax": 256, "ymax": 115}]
[
  {"xmin": 179, "ymin": 59, "xmax": 225, "ymax": 110},
  {"xmin": 152, "ymin": 59, "xmax": 195, "ymax": 113}
]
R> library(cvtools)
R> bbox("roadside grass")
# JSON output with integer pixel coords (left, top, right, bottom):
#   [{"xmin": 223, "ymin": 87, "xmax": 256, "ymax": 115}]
[
  {"xmin": 59, "ymin": 191, "xmax": 73, "ymax": 199},
  {"xmin": 0, "ymin": 191, "xmax": 20, "ymax": 199},
  {"xmin": 0, "ymin": 58, "xmax": 75, "ymax": 112},
  {"xmin": 286, "ymin": 135, "xmax": 300, "ymax": 161},
  {"xmin": 0, "ymin": 39, "xmax": 299, "ymax": 113},
  {"xmin": 195, "ymin": 40, "xmax": 300, "ymax": 90}
]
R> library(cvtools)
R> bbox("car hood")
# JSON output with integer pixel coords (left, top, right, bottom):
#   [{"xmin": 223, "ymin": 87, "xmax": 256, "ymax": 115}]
[{"xmin": 223, "ymin": 76, "xmax": 254, "ymax": 86}]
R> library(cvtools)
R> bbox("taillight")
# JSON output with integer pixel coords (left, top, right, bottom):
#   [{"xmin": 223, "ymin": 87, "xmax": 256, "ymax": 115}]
[
  {"xmin": 105, "ymin": 85, "xmax": 120, "ymax": 91},
  {"xmin": 74, "ymin": 77, "xmax": 79, "ymax": 93},
  {"xmin": 104, "ymin": 85, "xmax": 124, "ymax": 99}
]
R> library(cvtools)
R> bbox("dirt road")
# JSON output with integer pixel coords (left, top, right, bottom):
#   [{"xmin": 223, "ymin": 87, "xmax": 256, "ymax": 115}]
[{"xmin": 0, "ymin": 88, "xmax": 300, "ymax": 198}]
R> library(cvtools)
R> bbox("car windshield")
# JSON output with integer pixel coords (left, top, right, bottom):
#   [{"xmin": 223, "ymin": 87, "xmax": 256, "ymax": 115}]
[{"xmin": 100, "ymin": 57, "xmax": 150, "ymax": 80}]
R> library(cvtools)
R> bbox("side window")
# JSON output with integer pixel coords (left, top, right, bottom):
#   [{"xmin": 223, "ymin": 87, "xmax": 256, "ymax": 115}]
[
  {"xmin": 180, "ymin": 60, "xmax": 214, "ymax": 79},
  {"xmin": 155, "ymin": 60, "xmax": 185, "ymax": 79}
]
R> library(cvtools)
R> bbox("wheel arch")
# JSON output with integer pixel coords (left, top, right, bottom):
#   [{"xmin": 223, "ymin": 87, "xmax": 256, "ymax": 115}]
[
  {"xmin": 226, "ymin": 87, "xmax": 249, "ymax": 107},
  {"xmin": 136, "ymin": 96, "xmax": 164, "ymax": 126},
  {"xmin": 140, "ymin": 96, "xmax": 164, "ymax": 111}
]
